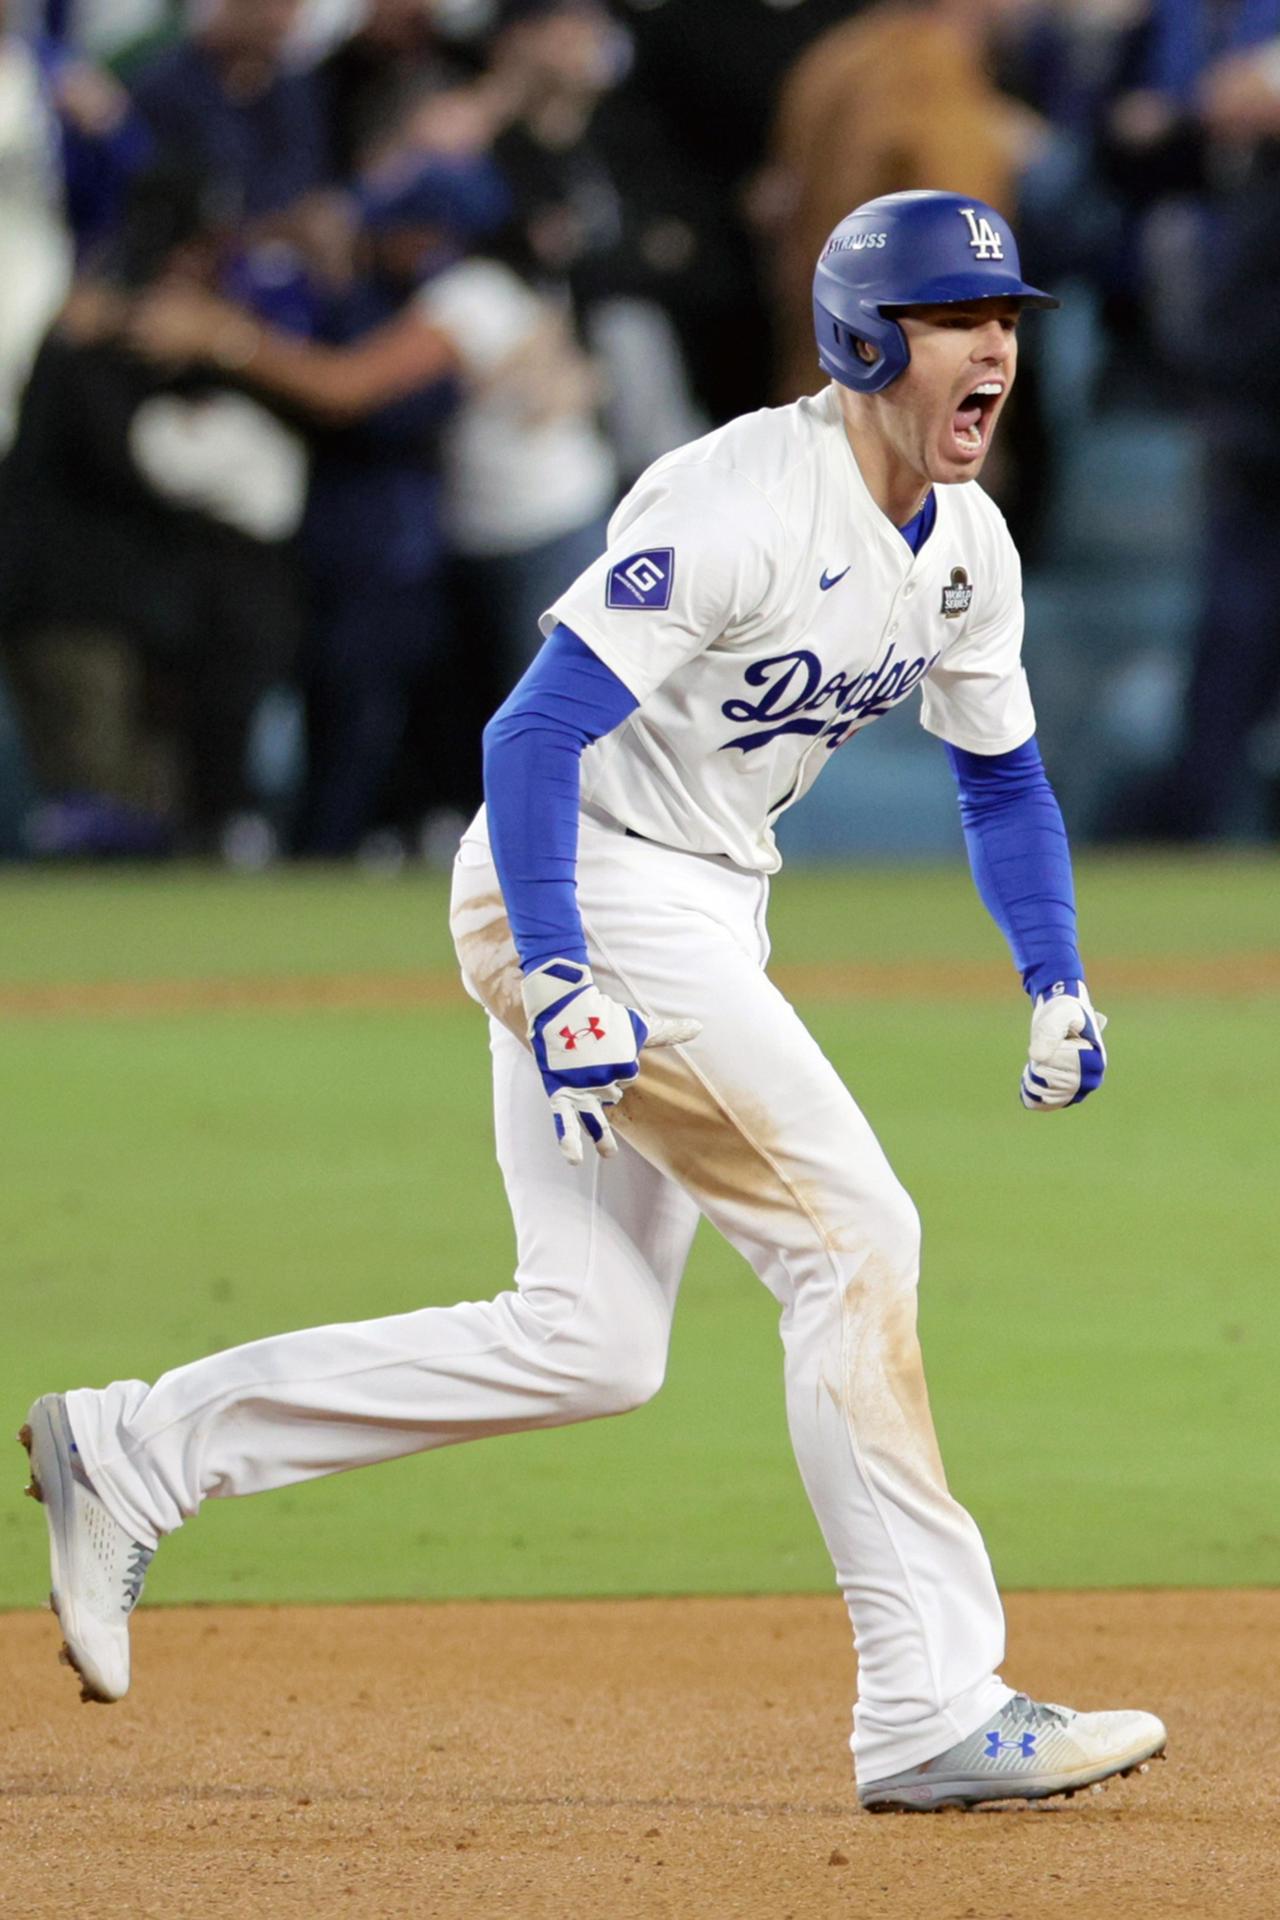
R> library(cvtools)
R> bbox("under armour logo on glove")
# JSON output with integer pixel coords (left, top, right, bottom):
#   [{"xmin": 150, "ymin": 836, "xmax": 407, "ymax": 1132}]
[
  {"xmin": 559, "ymin": 1017, "xmax": 605, "ymax": 1051},
  {"xmin": 1020, "ymin": 979, "xmax": 1107, "ymax": 1111},
  {"xmin": 522, "ymin": 958, "xmax": 700, "ymax": 1166}
]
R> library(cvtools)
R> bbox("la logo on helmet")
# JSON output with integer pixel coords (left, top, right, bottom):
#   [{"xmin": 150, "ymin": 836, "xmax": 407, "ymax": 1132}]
[{"xmin": 959, "ymin": 206, "xmax": 1004, "ymax": 260}]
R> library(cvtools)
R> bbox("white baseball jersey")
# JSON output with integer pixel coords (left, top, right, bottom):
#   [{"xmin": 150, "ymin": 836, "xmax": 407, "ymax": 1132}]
[
  {"xmin": 60, "ymin": 368, "xmax": 1051, "ymax": 1792},
  {"xmin": 542, "ymin": 381, "xmax": 1035, "ymax": 873}
]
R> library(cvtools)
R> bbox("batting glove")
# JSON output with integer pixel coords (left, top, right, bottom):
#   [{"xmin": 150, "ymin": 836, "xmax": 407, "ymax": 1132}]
[
  {"xmin": 1020, "ymin": 979, "xmax": 1108, "ymax": 1111},
  {"xmin": 521, "ymin": 958, "xmax": 700, "ymax": 1166}
]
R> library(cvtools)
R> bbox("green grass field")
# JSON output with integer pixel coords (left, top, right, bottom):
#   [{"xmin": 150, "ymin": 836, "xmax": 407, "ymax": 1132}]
[{"xmin": 3, "ymin": 853, "xmax": 1278, "ymax": 1610}]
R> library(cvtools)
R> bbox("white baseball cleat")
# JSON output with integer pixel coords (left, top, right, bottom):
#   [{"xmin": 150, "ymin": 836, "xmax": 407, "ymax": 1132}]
[
  {"xmin": 859, "ymin": 1693, "xmax": 1167, "ymax": 1812},
  {"xmin": 19, "ymin": 1394, "xmax": 154, "ymax": 1704}
]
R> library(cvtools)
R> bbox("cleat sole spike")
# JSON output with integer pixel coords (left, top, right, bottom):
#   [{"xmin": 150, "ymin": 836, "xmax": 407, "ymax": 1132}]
[
  {"xmin": 862, "ymin": 1740, "xmax": 1168, "ymax": 1814},
  {"xmin": 58, "ymin": 1637, "xmax": 109, "ymax": 1705},
  {"xmin": 18, "ymin": 1428, "xmax": 43, "ymax": 1501}
]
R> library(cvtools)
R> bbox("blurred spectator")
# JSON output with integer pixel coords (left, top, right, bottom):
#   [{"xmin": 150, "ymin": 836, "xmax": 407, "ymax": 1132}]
[
  {"xmin": 123, "ymin": 151, "xmax": 605, "ymax": 854},
  {"xmin": 54, "ymin": 1, "xmax": 180, "ymax": 68},
  {"xmin": 1149, "ymin": 31, "xmax": 1280, "ymax": 837},
  {"xmin": 423, "ymin": 249, "xmax": 614, "ymax": 685},
  {"xmin": 0, "ymin": 0, "xmax": 149, "ymax": 445},
  {"xmin": 0, "ymin": 0, "xmax": 74, "ymax": 448},
  {"xmin": 618, "ymin": 0, "xmax": 867, "ymax": 419},
  {"xmin": 982, "ymin": 3, "xmax": 1141, "ymax": 321},
  {"xmin": 0, "ymin": 165, "xmax": 307, "ymax": 858},
  {"xmin": 1101, "ymin": 0, "xmax": 1280, "ymax": 381},
  {"xmin": 757, "ymin": 0, "xmax": 1046, "ymax": 404},
  {"xmin": 294, "ymin": 155, "xmax": 508, "ymax": 856},
  {"xmin": 320, "ymin": 0, "xmax": 467, "ymax": 179},
  {"xmin": 484, "ymin": 0, "xmax": 710, "ymax": 477},
  {"xmin": 128, "ymin": 0, "xmax": 332, "ymax": 220},
  {"xmin": 619, "ymin": 0, "xmax": 863, "ymax": 194}
]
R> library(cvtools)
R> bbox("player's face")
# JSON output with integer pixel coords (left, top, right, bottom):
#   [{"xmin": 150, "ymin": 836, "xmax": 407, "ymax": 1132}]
[{"xmin": 880, "ymin": 300, "xmax": 1020, "ymax": 485}]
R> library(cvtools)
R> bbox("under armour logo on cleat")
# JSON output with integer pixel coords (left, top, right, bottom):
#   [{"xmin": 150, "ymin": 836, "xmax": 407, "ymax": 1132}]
[
  {"xmin": 559, "ymin": 1018, "xmax": 605, "ymax": 1051},
  {"xmin": 985, "ymin": 1730, "xmax": 1037, "ymax": 1759}
]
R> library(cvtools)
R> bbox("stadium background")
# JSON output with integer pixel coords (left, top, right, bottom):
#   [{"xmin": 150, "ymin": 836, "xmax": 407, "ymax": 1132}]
[{"xmin": 1, "ymin": 3, "xmax": 1278, "ymax": 1916}]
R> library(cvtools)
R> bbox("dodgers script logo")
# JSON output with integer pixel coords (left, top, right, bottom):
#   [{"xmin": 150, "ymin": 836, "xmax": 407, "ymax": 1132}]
[
  {"xmin": 607, "ymin": 548, "xmax": 674, "ymax": 611},
  {"xmin": 718, "ymin": 645, "xmax": 938, "ymax": 754}
]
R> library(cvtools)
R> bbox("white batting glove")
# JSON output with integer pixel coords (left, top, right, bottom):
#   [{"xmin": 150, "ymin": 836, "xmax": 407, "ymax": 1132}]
[
  {"xmin": 1020, "ymin": 978, "xmax": 1108, "ymax": 1111},
  {"xmin": 521, "ymin": 958, "xmax": 700, "ymax": 1166}
]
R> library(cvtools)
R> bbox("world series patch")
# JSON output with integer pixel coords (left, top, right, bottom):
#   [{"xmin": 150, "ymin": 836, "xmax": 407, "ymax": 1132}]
[
  {"xmin": 607, "ymin": 548, "xmax": 674, "ymax": 611},
  {"xmin": 941, "ymin": 567, "xmax": 973, "ymax": 618}
]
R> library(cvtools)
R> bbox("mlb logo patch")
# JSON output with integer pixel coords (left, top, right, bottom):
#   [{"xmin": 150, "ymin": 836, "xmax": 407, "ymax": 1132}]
[
  {"xmin": 941, "ymin": 567, "xmax": 973, "ymax": 618},
  {"xmin": 606, "ymin": 548, "xmax": 674, "ymax": 611}
]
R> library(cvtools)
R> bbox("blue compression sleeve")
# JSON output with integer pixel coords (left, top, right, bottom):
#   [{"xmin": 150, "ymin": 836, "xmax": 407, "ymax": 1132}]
[
  {"xmin": 945, "ymin": 738, "xmax": 1084, "ymax": 997},
  {"xmin": 483, "ymin": 623, "xmax": 639, "ymax": 972}
]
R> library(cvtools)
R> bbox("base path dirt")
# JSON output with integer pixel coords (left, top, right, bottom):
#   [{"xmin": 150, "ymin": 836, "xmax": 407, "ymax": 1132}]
[
  {"xmin": 2, "ymin": 1590, "xmax": 1274, "ymax": 1919},
  {"xmin": 2, "ymin": 950, "xmax": 1278, "ymax": 1021}
]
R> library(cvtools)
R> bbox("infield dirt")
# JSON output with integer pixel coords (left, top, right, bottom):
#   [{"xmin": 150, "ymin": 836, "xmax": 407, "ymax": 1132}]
[{"xmin": 2, "ymin": 1589, "xmax": 1274, "ymax": 1919}]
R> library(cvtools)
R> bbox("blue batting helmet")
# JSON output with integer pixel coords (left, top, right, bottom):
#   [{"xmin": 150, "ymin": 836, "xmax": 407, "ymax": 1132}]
[{"xmin": 813, "ymin": 190, "xmax": 1059, "ymax": 394}]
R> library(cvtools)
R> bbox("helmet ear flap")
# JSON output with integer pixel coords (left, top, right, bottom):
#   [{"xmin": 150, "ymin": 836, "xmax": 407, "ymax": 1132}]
[
  {"xmin": 813, "ymin": 296, "xmax": 909, "ymax": 393},
  {"xmin": 827, "ymin": 316, "xmax": 874, "ymax": 367}
]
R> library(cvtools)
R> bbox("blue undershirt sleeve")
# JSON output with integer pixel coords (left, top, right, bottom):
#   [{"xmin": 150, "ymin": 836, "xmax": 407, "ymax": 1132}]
[
  {"xmin": 482, "ymin": 623, "xmax": 639, "ymax": 973},
  {"xmin": 945, "ymin": 737, "xmax": 1084, "ymax": 998}
]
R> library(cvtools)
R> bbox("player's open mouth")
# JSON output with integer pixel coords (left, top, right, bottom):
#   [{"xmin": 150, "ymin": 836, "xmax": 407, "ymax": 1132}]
[{"xmin": 950, "ymin": 382, "xmax": 1003, "ymax": 457}]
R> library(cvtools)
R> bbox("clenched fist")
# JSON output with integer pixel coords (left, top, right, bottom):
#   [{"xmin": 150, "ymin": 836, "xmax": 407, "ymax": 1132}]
[
  {"xmin": 522, "ymin": 959, "xmax": 700, "ymax": 1165},
  {"xmin": 1021, "ymin": 980, "xmax": 1107, "ymax": 1110}
]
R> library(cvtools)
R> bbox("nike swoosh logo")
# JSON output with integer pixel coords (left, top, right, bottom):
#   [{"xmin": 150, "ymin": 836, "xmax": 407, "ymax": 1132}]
[{"xmin": 820, "ymin": 567, "xmax": 850, "ymax": 591}]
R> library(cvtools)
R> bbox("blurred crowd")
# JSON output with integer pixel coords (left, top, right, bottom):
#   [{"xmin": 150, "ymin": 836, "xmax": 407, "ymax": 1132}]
[{"xmin": 1, "ymin": 0, "xmax": 1278, "ymax": 863}]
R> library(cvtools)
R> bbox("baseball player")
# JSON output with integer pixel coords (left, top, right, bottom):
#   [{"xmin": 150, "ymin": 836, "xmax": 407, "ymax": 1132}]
[{"xmin": 23, "ymin": 192, "xmax": 1166, "ymax": 1813}]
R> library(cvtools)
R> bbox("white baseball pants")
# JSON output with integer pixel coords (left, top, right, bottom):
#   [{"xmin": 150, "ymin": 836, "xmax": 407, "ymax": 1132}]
[{"xmin": 68, "ymin": 815, "xmax": 1013, "ymax": 1780}]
